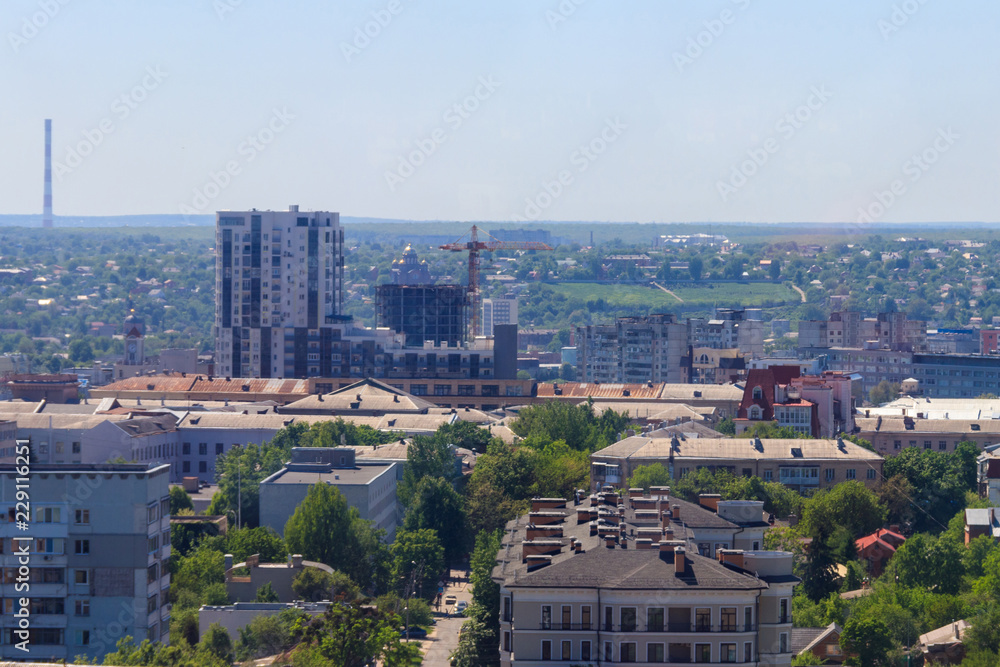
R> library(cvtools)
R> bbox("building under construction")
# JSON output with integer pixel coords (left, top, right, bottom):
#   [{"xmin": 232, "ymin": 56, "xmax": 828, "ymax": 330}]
[{"xmin": 375, "ymin": 284, "xmax": 468, "ymax": 347}]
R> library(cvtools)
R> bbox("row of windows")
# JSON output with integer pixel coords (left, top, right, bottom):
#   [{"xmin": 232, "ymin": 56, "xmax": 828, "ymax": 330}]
[
  {"xmin": 537, "ymin": 604, "xmax": 757, "ymax": 633},
  {"xmin": 529, "ymin": 638, "xmax": 762, "ymax": 663}
]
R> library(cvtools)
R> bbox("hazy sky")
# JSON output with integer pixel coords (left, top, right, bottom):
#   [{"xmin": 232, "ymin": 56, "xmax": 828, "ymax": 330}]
[{"xmin": 3, "ymin": 1, "xmax": 998, "ymax": 223}]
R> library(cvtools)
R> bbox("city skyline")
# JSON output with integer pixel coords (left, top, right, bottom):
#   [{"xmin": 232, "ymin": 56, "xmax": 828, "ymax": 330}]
[{"xmin": 3, "ymin": 2, "xmax": 999, "ymax": 224}]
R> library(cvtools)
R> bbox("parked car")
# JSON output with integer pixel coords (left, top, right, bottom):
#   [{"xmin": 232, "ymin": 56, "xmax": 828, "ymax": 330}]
[
  {"xmin": 400, "ymin": 627, "xmax": 428, "ymax": 639},
  {"xmin": 444, "ymin": 594, "xmax": 457, "ymax": 607},
  {"xmin": 455, "ymin": 600, "xmax": 468, "ymax": 615}
]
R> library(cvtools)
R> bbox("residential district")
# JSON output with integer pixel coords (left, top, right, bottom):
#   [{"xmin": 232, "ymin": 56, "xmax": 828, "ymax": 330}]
[{"xmin": 2, "ymin": 210, "xmax": 1000, "ymax": 666}]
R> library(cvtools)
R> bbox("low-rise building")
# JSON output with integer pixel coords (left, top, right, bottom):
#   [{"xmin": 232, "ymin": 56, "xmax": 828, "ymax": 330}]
[
  {"xmin": 224, "ymin": 553, "xmax": 334, "ymax": 602},
  {"xmin": 855, "ymin": 416, "xmax": 1000, "ymax": 455},
  {"xmin": 259, "ymin": 447, "xmax": 398, "ymax": 539},
  {"xmin": 791, "ymin": 623, "xmax": 844, "ymax": 664},
  {"xmin": 493, "ymin": 496, "xmax": 798, "ymax": 666},
  {"xmin": 591, "ymin": 433, "xmax": 883, "ymax": 495},
  {"xmin": 855, "ymin": 528, "xmax": 906, "ymax": 577},
  {"xmin": 964, "ymin": 507, "xmax": 1000, "ymax": 545},
  {"xmin": 199, "ymin": 601, "xmax": 332, "ymax": 643}
]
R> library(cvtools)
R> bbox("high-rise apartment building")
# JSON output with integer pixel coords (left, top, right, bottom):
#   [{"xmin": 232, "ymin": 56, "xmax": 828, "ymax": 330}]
[
  {"xmin": 0, "ymin": 463, "xmax": 172, "ymax": 662},
  {"xmin": 482, "ymin": 297, "xmax": 518, "ymax": 337},
  {"xmin": 577, "ymin": 314, "xmax": 687, "ymax": 384},
  {"xmin": 215, "ymin": 206, "xmax": 344, "ymax": 378}
]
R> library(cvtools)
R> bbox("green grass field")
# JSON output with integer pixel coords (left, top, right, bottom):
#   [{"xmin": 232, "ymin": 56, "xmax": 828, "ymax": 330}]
[{"xmin": 545, "ymin": 282, "xmax": 800, "ymax": 309}]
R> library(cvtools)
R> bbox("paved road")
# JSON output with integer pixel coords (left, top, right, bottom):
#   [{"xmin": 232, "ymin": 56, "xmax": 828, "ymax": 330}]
[{"xmin": 418, "ymin": 569, "xmax": 474, "ymax": 666}]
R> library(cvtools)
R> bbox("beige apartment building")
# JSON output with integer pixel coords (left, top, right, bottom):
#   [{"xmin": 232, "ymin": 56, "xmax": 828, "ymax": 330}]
[
  {"xmin": 855, "ymin": 415, "xmax": 1000, "ymax": 455},
  {"xmin": 494, "ymin": 496, "xmax": 798, "ymax": 666},
  {"xmin": 591, "ymin": 434, "xmax": 883, "ymax": 495}
]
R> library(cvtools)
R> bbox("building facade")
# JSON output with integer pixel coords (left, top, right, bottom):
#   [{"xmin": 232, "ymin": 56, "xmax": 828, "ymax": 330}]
[
  {"xmin": 0, "ymin": 463, "xmax": 172, "ymax": 662},
  {"xmin": 482, "ymin": 297, "xmax": 518, "ymax": 338},
  {"xmin": 577, "ymin": 315, "xmax": 688, "ymax": 384},
  {"xmin": 494, "ymin": 496, "xmax": 797, "ymax": 666},
  {"xmin": 376, "ymin": 284, "xmax": 467, "ymax": 346},
  {"xmin": 215, "ymin": 206, "xmax": 345, "ymax": 379}
]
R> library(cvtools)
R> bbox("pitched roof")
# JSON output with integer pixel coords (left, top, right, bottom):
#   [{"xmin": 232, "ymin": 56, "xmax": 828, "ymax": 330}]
[
  {"xmin": 281, "ymin": 378, "xmax": 437, "ymax": 414},
  {"xmin": 593, "ymin": 436, "xmax": 884, "ymax": 463}
]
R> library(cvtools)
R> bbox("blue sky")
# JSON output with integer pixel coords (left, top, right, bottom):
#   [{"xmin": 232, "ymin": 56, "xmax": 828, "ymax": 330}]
[{"xmin": 2, "ymin": 0, "xmax": 998, "ymax": 223}]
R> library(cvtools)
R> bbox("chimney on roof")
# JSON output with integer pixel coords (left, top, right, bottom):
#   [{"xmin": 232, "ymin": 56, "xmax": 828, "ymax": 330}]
[
  {"xmin": 674, "ymin": 547, "xmax": 686, "ymax": 575},
  {"xmin": 291, "ymin": 554, "xmax": 303, "ymax": 568},
  {"xmin": 318, "ymin": 394, "xmax": 323, "ymax": 401},
  {"xmin": 605, "ymin": 535, "xmax": 616, "ymax": 549},
  {"xmin": 658, "ymin": 540, "xmax": 674, "ymax": 562},
  {"xmin": 672, "ymin": 504, "xmax": 680, "ymax": 522},
  {"xmin": 224, "ymin": 553, "xmax": 233, "ymax": 571}
]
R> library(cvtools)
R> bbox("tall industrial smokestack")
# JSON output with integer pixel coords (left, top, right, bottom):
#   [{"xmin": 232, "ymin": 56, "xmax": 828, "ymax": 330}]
[{"xmin": 42, "ymin": 119, "xmax": 53, "ymax": 229}]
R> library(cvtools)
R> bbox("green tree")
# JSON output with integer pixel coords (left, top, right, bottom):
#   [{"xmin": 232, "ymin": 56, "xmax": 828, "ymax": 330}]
[
  {"xmin": 293, "ymin": 604, "xmax": 418, "ymax": 667},
  {"xmin": 402, "ymin": 476, "xmax": 467, "ymax": 562},
  {"xmin": 888, "ymin": 533, "xmax": 964, "ymax": 594},
  {"xmin": 883, "ymin": 445, "xmax": 977, "ymax": 533},
  {"xmin": 198, "ymin": 623, "xmax": 234, "ymax": 665},
  {"xmin": 841, "ymin": 616, "xmax": 893, "ymax": 667},
  {"xmin": 689, "ymin": 256, "xmax": 704, "ymax": 281},
  {"xmin": 510, "ymin": 400, "xmax": 629, "ymax": 452},
  {"xmin": 283, "ymin": 483, "xmax": 388, "ymax": 590},
  {"xmin": 627, "ymin": 463, "xmax": 672, "ymax": 492},
  {"xmin": 68, "ymin": 338, "xmax": 94, "ymax": 363},
  {"xmin": 435, "ymin": 420, "xmax": 494, "ymax": 453},
  {"xmin": 451, "ymin": 529, "xmax": 503, "ymax": 667},
  {"xmin": 169, "ymin": 485, "xmax": 194, "ymax": 514},
  {"xmin": 391, "ymin": 528, "xmax": 445, "ymax": 600},
  {"xmin": 716, "ymin": 417, "xmax": 736, "ymax": 436},
  {"xmin": 868, "ymin": 380, "xmax": 900, "ymax": 406},
  {"xmin": 398, "ymin": 436, "xmax": 458, "ymax": 508},
  {"xmin": 528, "ymin": 439, "xmax": 590, "ymax": 499},
  {"xmin": 800, "ymin": 481, "xmax": 887, "ymax": 542},
  {"xmin": 292, "ymin": 568, "xmax": 360, "ymax": 603},
  {"xmin": 223, "ymin": 526, "xmax": 287, "ymax": 563},
  {"xmin": 255, "ymin": 581, "xmax": 279, "ymax": 602}
]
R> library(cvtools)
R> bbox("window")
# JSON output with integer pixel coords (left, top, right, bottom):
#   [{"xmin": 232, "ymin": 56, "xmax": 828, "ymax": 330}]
[
  {"xmin": 825, "ymin": 468, "xmax": 835, "ymax": 482},
  {"xmin": 216, "ymin": 443, "xmax": 224, "ymax": 455},
  {"xmin": 148, "ymin": 535, "xmax": 159, "ymax": 553},
  {"xmin": 581, "ymin": 641, "xmax": 591, "ymax": 661},
  {"xmin": 561, "ymin": 605, "xmax": 571, "ymax": 630},
  {"xmin": 605, "ymin": 606, "xmax": 613, "ymax": 631},
  {"xmin": 744, "ymin": 607, "xmax": 753, "ymax": 631},
  {"xmin": 74, "ymin": 569, "xmax": 89, "ymax": 585},
  {"xmin": 744, "ymin": 642, "xmax": 753, "ymax": 662},
  {"xmin": 939, "ymin": 440, "xmax": 948, "ymax": 451},
  {"xmin": 647, "ymin": 642, "xmax": 665, "ymax": 662},
  {"xmin": 75, "ymin": 599, "xmax": 90, "ymax": 616},
  {"xmin": 503, "ymin": 631, "xmax": 511, "ymax": 652},
  {"xmin": 894, "ymin": 439, "xmax": 901, "ymax": 450},
  {"xmin": 695, "ymin": 608, "xmax": 711, "ymax": 632},
  {"xmin": 779, "ymin": 633, "xmax": 789, "ymax": 653},
  {"xmin": 199, "ymin": 443, "xmax": 208, "ymax": 455},
  {"xmin": 147, "ymin": 595, "xmax": 158, "ymax": 614},
  {"xmin": 621, "ymin": 607, "xmax": 637, "ymax": 632},
  {"xmin": 35, "ymin": 507, "xmax": 60, "ymax": 523},
  {"xmin": 581, "ymin": 605, "xmax": 591, "ymax": 629},
  {"xmin": 76, "ymin": 630, "xmax": 90, "ymax": 646},
  {"xmin": 763, "ymin": 469, "xmax": 773, "ymax": 482},
  {"xmin": 923, "ymin": 440, "xmax": 932, "ymax": 450},
  {"xmin": 182, "ymin": 461, "xmax": 191, "ymax": 473},
  {"xmin": 541, "ymin": 605, "xmax": 551, "ymax": 630},
  {"xmin": 867, "ymin": 468, "xmax": 877, "ymax": 480},
  {"xmin": 721, "ymin": 643, "xmax": 737, "ymax": 662},
  {"xmin": 752, "ymin": 386, "xmax": 763, "ymax": 399},
  {"xmin": 648, "ymin": 607, "xmax": 664, "ymax": 632},
  {"xmin": 182, "ymin": 442, "xmax": 191, "ymax": 455},
  {"xmin": 541, "ymin": 640, "xmax": 551, "ymax": 660},
  {"xmin": 846, "ymin": 468, "xmax": 856, "ymax": 480},
  {"xmin": 199, "ymin": 461, "xmax": 207, "ymax": 473},
  {"xmin": 75, "ymin": 540, "xmax": 90, "ymax": 555},
  {"xmin": 604, "ymin": 641, "xmax": 613, "ymax": 661},
  {"xmin": 696, "ymin": 644, "xmax": 711, "ymax": 662},
  {"xmin": 779, "ymin": 598, "xmax": 789, "ymax": 623},
  {"xmin": 502, "ymin": 597, "xmax": 511, "ymax": 622},
  {"xmin": 721, "ymin": 607, "xmax": 737, "ymax": 631},
  {"xmin": 147, "ymin": 504, "xmax": 159, "ymax": 523},
  {"xmin": 620, "ymin": 642, "xmax": 637, "ymax": 662},
  {"xmin": 75, "ymin": 509, "xmax": 89, "ymax": 525},
  {"xmin": 72, "ymin": 442, "xmax": 81, "ymax": 454},
  {"xmin": 562, "ymin": 640, "xmax": 572, "ymax": 660}
]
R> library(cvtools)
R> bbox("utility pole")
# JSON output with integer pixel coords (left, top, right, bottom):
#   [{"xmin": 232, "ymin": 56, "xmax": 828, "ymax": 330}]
[{"xmin": 237, "ymin": 459, "xmax": 241, "ymax": 530}]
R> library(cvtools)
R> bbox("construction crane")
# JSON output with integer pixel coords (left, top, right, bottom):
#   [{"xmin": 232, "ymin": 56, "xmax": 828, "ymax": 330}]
[{"xmin": 440, "ymin": 225, "xmax": 552, "ymax": 338}]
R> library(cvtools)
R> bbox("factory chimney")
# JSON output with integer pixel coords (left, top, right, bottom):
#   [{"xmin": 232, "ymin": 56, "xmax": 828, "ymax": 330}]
[{"xmin": 42, "ymin": 119, "xmax": 53, "ymax": 229}]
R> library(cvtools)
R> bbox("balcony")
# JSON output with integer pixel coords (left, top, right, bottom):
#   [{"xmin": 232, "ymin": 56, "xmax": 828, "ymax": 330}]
[{"xmin": 536, "ymin": 623, "xmax": 757, "ymax": 633}]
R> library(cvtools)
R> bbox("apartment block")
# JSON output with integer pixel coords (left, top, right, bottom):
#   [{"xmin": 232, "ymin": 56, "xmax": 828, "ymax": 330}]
[
  {"xmin": 577, "ymin": 315, "xmax": 687, "ymax": 384},
  {"xmin": 591, "ymin": 433, "xmax": 883, "ymax": 495},
  {"xmin": 0, "ymin": 463, "xmax": 171, "ymax": 662},
  {"xmin": 482, "ymin": 296, "xmax": 518, "ymax": 337},
  {"xmin": 494, "ymin": 496, "xmax": 797, "ymax": 666},
  {"xmin": 215, "ymin": 206, "xmax": 345, "ymax": 379}
]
